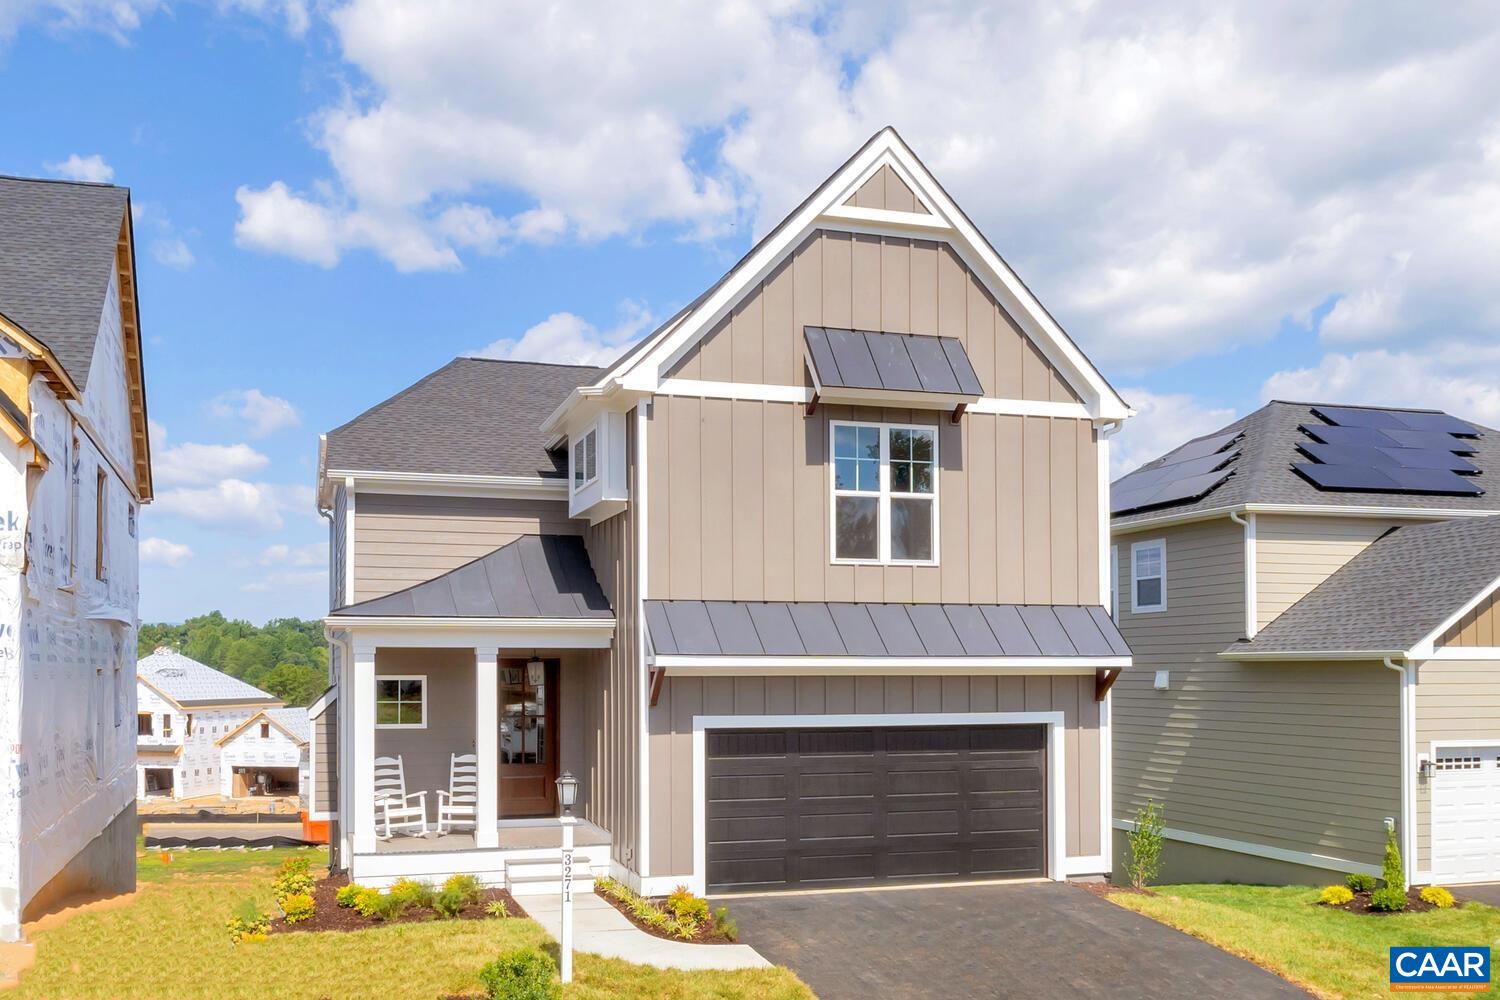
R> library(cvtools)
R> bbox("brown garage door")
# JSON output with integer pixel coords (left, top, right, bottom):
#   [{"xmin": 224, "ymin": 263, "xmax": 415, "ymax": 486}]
[{"xmin": 706, "ymin": 725, "xmax": 1046, "ymax": 892}]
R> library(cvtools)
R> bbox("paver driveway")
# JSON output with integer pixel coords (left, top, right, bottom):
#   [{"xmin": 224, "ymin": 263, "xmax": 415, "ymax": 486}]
[{"xmin": 724, "ymin": 882, "xmax": 1308, "ymax": 1000}]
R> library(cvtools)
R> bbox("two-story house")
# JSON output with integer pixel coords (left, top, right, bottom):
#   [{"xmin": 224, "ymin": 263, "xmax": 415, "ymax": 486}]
[
  {"xmin": 135, "ymin": 647, "xmax": 284, "ymax": 801},
  {"xmin": 1112, "ymin": 401, "xmax": 1500, "ymax": 888},
  {"xmin": 315, "ymin": 128, "xmax": 1134, "ymax": 897},
  {"xmin": 0, "ymin": 176, "xmax": 152, "ymax": 940}
]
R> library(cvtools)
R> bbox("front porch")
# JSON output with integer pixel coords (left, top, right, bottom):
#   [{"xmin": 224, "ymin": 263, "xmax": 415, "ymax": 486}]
[{"xmin": 351, "ymin": 817, "xmax": 614, "ymax": 894}]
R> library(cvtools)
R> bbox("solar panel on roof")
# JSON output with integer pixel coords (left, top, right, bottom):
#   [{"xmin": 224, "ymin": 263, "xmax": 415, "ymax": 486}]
[
  {"xmin": 1145, "ymin": 469, "xmax": 1235, "ymax": 507},
  {"xmin": 1295, "ymin": 404, "xmax": 1485, "ymax": 499},
  {"xmin": 1295, "ymin": 463, "xmax": 1402, "ymax": 491},
  {"xmin": 1390, "ymin": 410, "xmax": 1479, "ymax": 436},
  {"xmin": 1311, "ymin": 405, "xmax": 1408, "ymax": 429},
  {"xmin": 1382, "ymin": 467, "xmax": 1483, "ymax": 494},
  {"xmin": 1168, "ymin": 431, "xmax": 1242, "ymax": 464},
  {"xmin": 1381, "ymin": 428, "xmax": 1478, "ymax": 453},
  {"xmin": 1298, "ymin": 424, "xmax": 1401, "ymax": 448},
  {"xmin": 1297, "ymin": 441, "xmax": 1477, "ymax": 473}
]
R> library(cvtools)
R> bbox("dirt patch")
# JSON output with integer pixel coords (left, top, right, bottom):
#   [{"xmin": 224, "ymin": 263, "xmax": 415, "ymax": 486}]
[
  {"xmin": 1073, "ymin": 881, "xmax": 1152, "ymax": 901},
  {"xmin": 1334, "ymin": 887, "xmax": 1439, "ymax": 915},
  {"xmin": 270, "ymin": 874, "xmax": 529, "ymax": 934},
  {"xmin": 593, "ymin": 885, "xmax": 737, "ymax": 944}
]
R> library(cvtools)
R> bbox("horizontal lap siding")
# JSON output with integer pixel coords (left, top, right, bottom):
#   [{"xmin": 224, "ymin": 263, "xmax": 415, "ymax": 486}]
[
  {"xmin": 1415, "ymin": 659, "xmax": 1500, "ymax": 870},
  {"xmin": 646, "ymin": 398, "xmax": 1097, "ymax": 604},
  {"xmin": 352, "ymin": 494, "xmax": 578, "ymax": 602},
  {"xmin": 373, "ymin": 648, "xmax": 476, "ymax": 823},
  {"xmin": 648, "ymin": 674, "xmax": 1100, "ymax": 878},
  {"xmin": 1114, "ymin": 518, "xmax": 1400, "ymax": 869},
  {"xmin": 1255, "ymin": 515, "xmax": 1410, "ymax": 630},
  {"xmin": 314, "ymin": 710, "xmax": 337, "ymax": 814}
]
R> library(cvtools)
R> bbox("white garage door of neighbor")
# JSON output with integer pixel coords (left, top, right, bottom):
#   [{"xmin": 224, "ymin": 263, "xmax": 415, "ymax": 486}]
[{"xmin": 1432, "ymin": 746, "xmax": 1500, "ymax": 884}]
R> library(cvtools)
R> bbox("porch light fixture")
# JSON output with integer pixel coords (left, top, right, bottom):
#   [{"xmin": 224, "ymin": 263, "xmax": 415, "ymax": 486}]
[{"xmin": 556, "ymin": 770, "xmax": 578, "ymax": 815}]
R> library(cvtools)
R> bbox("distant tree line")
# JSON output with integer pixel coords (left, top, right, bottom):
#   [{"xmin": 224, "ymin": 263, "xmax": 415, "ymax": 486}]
[{"xmin": 138, "ymin": 612, "xmax": 329, "ymax": 707}]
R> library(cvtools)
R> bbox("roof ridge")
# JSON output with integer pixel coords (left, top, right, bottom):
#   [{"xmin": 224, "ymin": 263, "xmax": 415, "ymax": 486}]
[
  {"xmin": 456, "ymin": 355, "xmax": 604, "ymax": 370},
  {"xmin": 0, "ymin": 173, "xmax": 127, "ymax": 191}
]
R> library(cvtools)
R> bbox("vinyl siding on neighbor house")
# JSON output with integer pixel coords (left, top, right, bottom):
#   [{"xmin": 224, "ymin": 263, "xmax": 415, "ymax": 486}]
[
  {"xmin": 1254, "ymin": 514, "xmax": 1412, "ymax": 630},
  {"xmin": 313, "ymin": 708, "xmax": 337, "ymax": 815},
  {"xmin": 1114, "ymin": 517, "xmax": 1401, "ymax": 871},
  {"xmin": 647, "ymin": 673, "xmax": 1101, "ymax": 878},
  {"xmin": 1415, "ymin": 658, "xmax": 1500, "ymax": 872},
  {"xmin": 351, "ymin": 494, "xmax": 579, "ymax": 603}
]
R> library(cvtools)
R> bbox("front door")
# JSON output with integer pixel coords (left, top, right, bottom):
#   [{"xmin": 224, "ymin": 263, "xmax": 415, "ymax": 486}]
[{"xmin": 499, "ymin": 658, "xmax": 558, "ymax": 817}]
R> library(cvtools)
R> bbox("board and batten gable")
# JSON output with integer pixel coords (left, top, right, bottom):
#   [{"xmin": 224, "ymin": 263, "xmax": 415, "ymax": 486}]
[
  {"xmin": 1438, "ymin": 589, "xmax": 1500, "ymax": 646},
  {"xmin": 1112, "ymin": 516, "xmax": 1401, "ymax": 877}
]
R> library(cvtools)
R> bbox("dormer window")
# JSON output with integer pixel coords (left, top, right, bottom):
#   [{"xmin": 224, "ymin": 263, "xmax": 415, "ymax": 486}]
[
  {"xmin": 831, "ymin": 420, "xmax": 938, "ymax": 565},
  {"xmin": 572, "ymin": 427, "xmax": 597, "ymax": 490}
]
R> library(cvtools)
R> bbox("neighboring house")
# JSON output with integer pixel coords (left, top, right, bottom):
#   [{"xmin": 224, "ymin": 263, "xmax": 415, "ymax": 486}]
[
  {"xmin": 135, "ymin": 647, "xmax": 284, "ymax": 802},
  {"xmin": 316, "ymin": 128, "xmax": 1134, "ymax": 896},
  {"xmin": 216, "ymin": 708, "xmax": 310, "ymax": 800},
  {"xmin": 0, "ymin": 176, "xmax": 152, "ymax": 941},
  {"xmin": 1111, "ymin": 400, "xmax": 1500, "ymax": 887}
]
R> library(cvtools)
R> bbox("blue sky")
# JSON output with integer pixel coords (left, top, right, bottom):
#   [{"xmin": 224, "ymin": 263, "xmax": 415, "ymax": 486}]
[{"xmin": 5, "ymin": 2, "xmax": 1500, "ymax": 623}]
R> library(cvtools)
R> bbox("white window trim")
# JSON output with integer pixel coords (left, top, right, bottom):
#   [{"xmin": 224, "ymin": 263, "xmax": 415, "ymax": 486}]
[
  {"xmin": 374, "ymin": 674, "xmax": 428, "ymax": 730},
  {"xmin": 1130, "ymin": 538, "xmax": 1166, "ymax": 614},
  {"xmin": 571, "ymin": 425, "xmax": 599, "ymax": 493},
  {"xmin": 829, "ymin": 419, "xmax": 940, "ymax": 567}
]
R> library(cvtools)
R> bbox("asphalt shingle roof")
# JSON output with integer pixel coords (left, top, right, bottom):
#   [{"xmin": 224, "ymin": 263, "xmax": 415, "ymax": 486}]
[
  {"xmin": 263, "ymin": 707, "xmax": 311, "ymax": 745},
  {"xmin": 1113, "ymin": 401, "xmax": 1500, "ymax": 527},
  {"xmin": 138, "ymin": 648, "xmax": 282, "ymax": 707},
  {"xmin": 0, "ymin": 176, "xmax": 130, "ymax": 390},
  {"xmin": 1230, "ymin": 515, "xmax": 1500, "ymax": 657},
  {"xmin": 324, "ymin": 357, "xmax": 600, "ymax": 479}
]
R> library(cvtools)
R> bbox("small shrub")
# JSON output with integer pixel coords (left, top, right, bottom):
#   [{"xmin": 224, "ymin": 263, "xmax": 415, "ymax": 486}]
[
  {"xmin": 443, "ymin": 873, "xmax": 484, "ymax": 905},
  {"xmin": 485, "ymin": 899, "xmax": 510, "ymax": 919},
  {"xmin": 1318, "ymin": 885, "xmax": 1354, "ymax": 906},
  {"xmin": 1369, "ymin": 886, "xmax": 1408, "ymax": 912},
  {"xmin": 370, "ymin": 893, "xmax": 410, "ymax": 921},
  {"xmin": 1381, "ymin": 825, "xmax": 1406, "ymax": 895},
  {"xmin": 667, "ymin": 885, "xmax": 710, "ymax": 925},
  {"xmin": 272, "ymin": 856, "xmax": 316, "ymax": 906},
  {"xmin": 281, "ymin": 892, "xmax": 316, "ymax": 924},
  {"xmin": 1345, "ymin": 872, "xmax": 1378, "ymax": 893},
  {"xmin": 389, "ymin": 878, "xmax": 435, "ymax": 910},
  {"xmin": 353, "ymin": 887, "xmax": 385, "ymax": 919},
  {"xmin": 433, "ymin": 887, "xmax": 467, "ymax": 919},
  {"xmin": 479, "ymin": 948, "xmax": 559, "ymax": 1000},
  {"xmin": 1125, "ymin": 800, "xmax": 1165, "ymax": 890},
  {"xmin": 335, "ymin": 882, "xmax": 365, "ymax": 908},
  {"xmin": 714, "ymin": 906, "xmax": 739, "ymax": 942},
  {"xmin": 1420, "ymin": 886, "xmax": 1456, "ymax": 909},
  {"xmin": 226, "ymin": 898, "xmax": 270, "ymax": 943}
]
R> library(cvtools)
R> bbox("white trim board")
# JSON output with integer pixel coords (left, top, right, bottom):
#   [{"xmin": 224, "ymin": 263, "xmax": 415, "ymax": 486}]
[
  {"xmin": 1422, "ymin": 646, "xmax": 1500, "ymax": 660},
  {"xmin": 1409, "ymin": 569, "xmax": 1500, "ymax": 659},
  {"xmin": 653, "ymin": 655, "xmax": 1124, "ymax": 675},
  {"xmin": 654, "ymin": 378, "xmax": 1092, "ymax": 419},
  {"xmin": 687, "ymin": 711, "xmax": 1069, "ymax": 898},
  {"xmin": 1111, "ymin": 819, "xmax": 1381, "ymax": 877}
]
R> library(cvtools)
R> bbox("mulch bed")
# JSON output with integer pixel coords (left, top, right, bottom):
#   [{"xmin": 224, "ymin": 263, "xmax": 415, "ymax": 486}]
[
  {"xmin": 593, "ymin": 885, "xmax": 737, "ymax": 944},
  {"xmin": 270, "ymin": 873, "xmax": 528, "ymax": 934},
  {"xmin": 1074, "ymin": 880, "xmax": 1152, "ymax": 900},
  {"xmin": 1335, "ymin": 887, "xmax": 1440, "ymax": 915}
]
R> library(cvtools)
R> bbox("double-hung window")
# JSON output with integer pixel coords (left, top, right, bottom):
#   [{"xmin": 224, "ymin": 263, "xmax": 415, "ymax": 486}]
[
  {"xmin": 831, "ymin": 421, "xmax": 937, "ymax": 564},
  {"xmin": 1131, "ymin": 539, "xmax": 1166, "ymax": 613},
  {"xmin": 572, "ymin": 428, "xmax": 597, "ymax": 490}
]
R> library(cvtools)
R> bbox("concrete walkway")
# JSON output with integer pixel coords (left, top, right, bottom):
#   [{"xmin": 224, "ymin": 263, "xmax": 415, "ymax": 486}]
[{"xmin": 523, "ymin": 892, "xmax": 770, "ymax": 971}]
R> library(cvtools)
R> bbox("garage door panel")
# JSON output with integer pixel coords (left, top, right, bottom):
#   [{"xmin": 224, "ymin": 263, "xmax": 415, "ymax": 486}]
[
  {"xmin": 706, "ymin": 724, "xmax": 1047, "ymax": 892},
  {"xmin": 1432, "ymin": 746, "xmax": 1500, "ymax": 884}
]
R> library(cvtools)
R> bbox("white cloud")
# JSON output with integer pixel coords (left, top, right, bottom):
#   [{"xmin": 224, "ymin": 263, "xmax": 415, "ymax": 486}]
[
  {"xmin": 242, "ymin": 568, "xmax": 325, "ymax": 593},
  {"xmin": 1262, "ymin": 350, "xmax": 1500, "ymax": 428},
  {"xmin": 234, "ymin": 182, "xmax": 344, "ymax": 268},
  {"xmin": 1111, "ymin": 388, "xmax": 1238, "ymax": 479},
  {"xmin": 0, "ymin": 1, "xmax": 159, "ymax": 43},
  {"xmin": 260, "ymin": 541, "xmax": 326, "ymax": 567},
  {"xmin": 152, "ymin": 236, "xmax": 195, "ymax": 269},
  {"xmin": 152, "ymin": 480, "xmax": 313, "ymax": 534},
  {"xmin": 47, "ymin": 152, "xmax": 113, "ymax": 183},
  {"xmin": 154, "ymin": 441, "xmax": 269, "ymax": 487},
  {"xmin": 209, "ymin": 388, "xmax": 301, "ymax": 437},
  {"xmin": 471, "ymin": 301, "xmax": 655, "ymax": 367},
  {"xmin": 215, "ymin": 0, "xmax": 308, "ymax": 36},
  {"xmin": 139, "ymin": 536, "xmax": 192, "ymax": 567}
]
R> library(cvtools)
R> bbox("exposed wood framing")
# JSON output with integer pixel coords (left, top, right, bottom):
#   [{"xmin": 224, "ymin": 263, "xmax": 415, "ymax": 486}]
[
  {"xmin": 0, "ymin": 311, "xmax": 79, "ymax": 400},
  {"xmin": 116, "ymin": 208, "xmax": 153, "ymax": 501},
  {"xmin": 1094, "ymin": 667, "xmax": 1122, "ymax": 702}
]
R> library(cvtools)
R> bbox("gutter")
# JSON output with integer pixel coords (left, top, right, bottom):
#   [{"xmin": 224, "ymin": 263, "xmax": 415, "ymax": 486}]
[
  {"xmin": 1228, "ymin": 510, "xmax": 1258, "ymax": 638},
  {"xmin": 1384, "ymin": 655, "xmax": 1418, "ymax": 885}
]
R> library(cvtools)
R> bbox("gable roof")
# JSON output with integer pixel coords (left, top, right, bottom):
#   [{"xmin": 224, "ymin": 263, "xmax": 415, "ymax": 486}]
[
  {"xmin": 219, "ymin": 707, "xmax": 310, "ymax": 747},
  {"xmin": 544, "ymin": 126, "xmax": 1130, "ymax": 433},
  {"xmin": 1114, "ymin": 401, "xmax": 1500, "ymax": 528},
  {"xmin": 330, "ymin": 533, "xmax": 612, "ymax": 619},
  {"xmin": 0, "ymin": 176, "xmax": 130, "ymax": 391},
  {"xmin": 323, "ymin": 357, "xmax": 600, "ymax": 481},
  {"xmin": 137, "ymin": 647, "xmax": 283, "ymax": 708},
  {"xmin": 1229, "ymin": 515, "xmax": 1500, "ymax": 658}
]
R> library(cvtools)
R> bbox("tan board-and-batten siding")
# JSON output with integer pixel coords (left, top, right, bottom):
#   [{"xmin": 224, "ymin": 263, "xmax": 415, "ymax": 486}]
[
  {"xmin": 647, "ymin": 673, "xmax": 1101, "ymax": 878},
  {"xmin": 1113, "ymin": 517, "xmax": 1401, "ymax": 872},
  {"xmin": 843, "ymin": 164, "xmax": 930, "ymax": 213},
  {"xmin": 351, "ymin": 494, "xmax": 577, "ymax": 603},
  {"xmin": 1438, "ymin": 590, "xmax": 1500, "ymax": 646}
]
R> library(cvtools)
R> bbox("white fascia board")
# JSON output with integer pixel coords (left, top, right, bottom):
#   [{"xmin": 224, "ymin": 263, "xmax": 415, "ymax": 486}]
[
  {"xmin": 309, "ymin": 687, "xmax": 337, "ymax": 717},
  {"xmin": 1217, "ymin": 648, "xmax": 1401, "ymax": 662},
  {"xmin": 655, "ymin": 654, "xmax": 1127, "ymax": 675},
  {"xmin": 1406, "ymin": 569, "xmax": 1500, "ymax": 660},
  {"xmin": 1421, "ymin": 646, "xmax": 1500, "ymax": 660},
  {"xmin": 817, "ymin": 204, "xmax": 955, "ymax": 234},
  {"xmin": 326, "ymin": 617, "xmax": 615, "ymax": 650},
  {"xmin": 327, "ymin": 469, "xmax": 568, "ymax": 500},
  {"xmin": 655, "ymin": 377, "xmax": 1090, "ymax": 419},
  {"xmin": 1113, "ymin": 502, "xmax": 1492, "ymax": 536}
]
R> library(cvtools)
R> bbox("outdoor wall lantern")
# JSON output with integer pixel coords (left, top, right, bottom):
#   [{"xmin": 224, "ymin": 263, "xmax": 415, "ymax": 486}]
[{"xmin": 556, "ymin": 770, "xmax": 578, "ymax": 815}]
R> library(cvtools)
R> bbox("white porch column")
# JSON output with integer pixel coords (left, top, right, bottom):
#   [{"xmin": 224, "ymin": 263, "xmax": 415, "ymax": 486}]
[
  {"xmin": 352, "ymin": 641, "xmax": 377, "ymax": 854},
  {"xmin": 475, "ymin": 645, "xmax": 500, "ymax": 849}
]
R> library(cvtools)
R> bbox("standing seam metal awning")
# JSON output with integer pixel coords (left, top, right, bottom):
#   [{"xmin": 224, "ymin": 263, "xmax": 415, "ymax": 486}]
[
  {"xmin": 804, "ymin": 327, "xmax": 986, "ymax": 397},
  {"xmin": 645, "ymin": 600, "xmax": 1129, "ymax": 660}
]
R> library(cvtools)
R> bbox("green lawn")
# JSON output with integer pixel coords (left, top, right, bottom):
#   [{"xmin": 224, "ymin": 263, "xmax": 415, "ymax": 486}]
[
  {"xmin": 15, "ymin": 846, "xmax": 811, "ymax": 1000},
  {"xmin": 1110, "ymin": 883, "xmax": 1500, "ymax": 999}
]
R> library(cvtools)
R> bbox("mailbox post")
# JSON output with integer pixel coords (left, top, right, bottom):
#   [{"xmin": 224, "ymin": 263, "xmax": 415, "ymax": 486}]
[{"xmin": 556, "ymin": 771, "xmax": 579, "ymax": 983}]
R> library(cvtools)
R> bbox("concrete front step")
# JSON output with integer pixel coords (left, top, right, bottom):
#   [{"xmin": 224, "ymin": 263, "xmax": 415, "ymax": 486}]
[{"xmin": 504, "ymin": 856, "xmax": 608, "ymax": 896}]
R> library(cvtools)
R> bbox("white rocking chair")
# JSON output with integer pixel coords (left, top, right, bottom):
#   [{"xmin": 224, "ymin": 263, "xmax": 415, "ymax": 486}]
[
  {"xmin": 435, "ymin": 753, "xmax": 479, "ymax": 836},
  {"xmin": 374, "ymin": 755, "xmax": 429, "ymax": 839}
]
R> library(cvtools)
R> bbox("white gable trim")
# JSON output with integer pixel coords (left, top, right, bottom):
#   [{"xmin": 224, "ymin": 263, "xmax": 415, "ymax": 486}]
[
  {"xmin": 594, "ymin": 128, "xmax": 1130, "ymax": 422},
  {"xmin": 1407, "ymin": 570, "xmax": 1500, "ymax": 660}
]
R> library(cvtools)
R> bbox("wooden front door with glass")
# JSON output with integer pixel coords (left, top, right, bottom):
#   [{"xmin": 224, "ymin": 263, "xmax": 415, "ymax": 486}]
[{"xmin": 498, "ymin": 658, "xmax": 558, "ymax": 817}]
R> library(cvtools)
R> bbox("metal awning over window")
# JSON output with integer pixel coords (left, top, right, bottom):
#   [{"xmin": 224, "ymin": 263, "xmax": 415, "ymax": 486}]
[{"xmin": 803, "ymin": 327, "xmax": 985, "ymax": 419}]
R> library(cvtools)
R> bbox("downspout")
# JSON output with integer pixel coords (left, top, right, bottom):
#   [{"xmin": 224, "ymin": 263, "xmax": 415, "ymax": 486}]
[
  {"xmin": 1229, "ymin": 510, "xmax": 1257, "ymax": 638},
  {"xmin": 1384, "ymin": 655, "xmax": 1416, "ymax": 884}
]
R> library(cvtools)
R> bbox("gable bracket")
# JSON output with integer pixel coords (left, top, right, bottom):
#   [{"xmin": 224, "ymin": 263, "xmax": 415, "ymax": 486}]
[{"xmin": 1095, "ymin": 667, "xmax": 1122, "ymax": 702}]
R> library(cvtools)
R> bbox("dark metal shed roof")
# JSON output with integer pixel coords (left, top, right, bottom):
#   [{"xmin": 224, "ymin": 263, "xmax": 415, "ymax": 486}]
[
  {"xmin": 331, "ymin": 534, "xmax": 612, "ymax": 619},
  {"xmin": 804, "ymin": 327, "xmax": 985, "ymax": 397},
  {"xmin": 645, "ymin": 601, "xmax": 1129, "ymax": 658}
]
